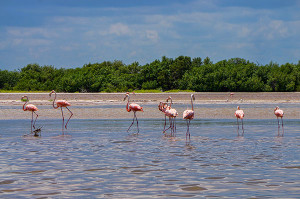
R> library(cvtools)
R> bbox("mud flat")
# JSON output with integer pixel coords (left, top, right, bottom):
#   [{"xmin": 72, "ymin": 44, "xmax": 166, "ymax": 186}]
[{"xmin": 0, "ymin": 92, "xmax": 300, "ymax": 119}]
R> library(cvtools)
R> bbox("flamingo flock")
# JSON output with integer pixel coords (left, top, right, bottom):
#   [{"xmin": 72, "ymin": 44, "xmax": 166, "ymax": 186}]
[{"xmin": 21, "ymin": 92, "xmax": 285, "ymax": 138}]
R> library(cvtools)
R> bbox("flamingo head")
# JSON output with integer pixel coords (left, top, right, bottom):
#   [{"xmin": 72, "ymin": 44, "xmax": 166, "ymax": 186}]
[
  {"xmin": 274, "ymin": 106, "xmax": 279, "ymax": 111},
  {"xmin": 21, "ymin": 96, "xmax": 28, "ymax": 102},
  {"xmin": 166, "ymin": 96, "xmax": 172, "ymax": 102},
  {"xmin": 49, "ymin": 90, "xmax": 55, "ymax": 97},
  {"xmin": 237, "ymin": 106, "xmax": 240, "ymax": 110},
  {"xmin": 191, "ymin": 94, "xmax": 195, "ymax": 101},
  {"xmin": 123, "ymin": 93, "xmax": 129, "ymax": 101}
]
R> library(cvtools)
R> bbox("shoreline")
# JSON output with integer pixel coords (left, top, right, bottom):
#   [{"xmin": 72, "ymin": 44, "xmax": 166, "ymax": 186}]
[{"xmin": 1, "ymin": 92, "xmax": 300, "ymax": 120}]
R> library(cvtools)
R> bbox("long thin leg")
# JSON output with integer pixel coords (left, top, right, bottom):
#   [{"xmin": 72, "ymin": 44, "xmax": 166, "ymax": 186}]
[
  {"xmin": 61, "ymin": 107, "xmax": 64, "ymax": 132},
  {"xmin": 65, "ymin": 107, "xmax": 73, "ymax": 129},
  {"xmin": 31, "ymin": 111, "xmax": 33, "ymax": 133},
  {"xmin": 135, "ymin": 112, "xmax": 139, "ymax": 134},
  {"xmin": 186, "ymin": 120, "xmax": 188, "ymax": 139},
  {"xmin": 188, "ymin": 120, "xmax": 191, "ymax": 139},
  {"xmin": 277, "ymin": 117, "xmax": 280, "ymax": 137},
  {"xmin": 281, "ymin": 117, "xmax": 284, "ymax": 137},
  {"xmin": 174, "ymin": 117, "xmax": 176, "ymax": 136},
  {"xmin": 164, "ymin": 117, "xmax": 172, "ymax": 132},
  {"xmin": 127, "ymin": 112, "xmax": 136, "ymax": 132},
  {"xmin": 236, "ymin": 118, "xmax": 239, "ymax": 136},
  {"xmin": 33, "ymin": 111, "xmax": 38, "ymax": 129},
  {"xmin": 241, "ymin": 119, "xmax": 244, "ymax": 136},
  {"xmin": 163, "ymin": 115, "xmax": 166, "ymax": 132}
]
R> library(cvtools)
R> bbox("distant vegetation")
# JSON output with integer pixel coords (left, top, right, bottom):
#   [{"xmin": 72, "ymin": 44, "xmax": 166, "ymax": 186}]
[{"xmin": 1, "ymin": 56, "xmax": 300, "ymax": 92}]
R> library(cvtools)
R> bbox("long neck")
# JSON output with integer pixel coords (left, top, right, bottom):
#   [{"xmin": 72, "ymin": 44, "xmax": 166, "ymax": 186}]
[
  {"xmin": 126, "ymin": 95, "xmax": 131, "ymax": 112},
  {"xmin": 191, "ymin": 96, "xmax": 194, "ymax": 111},
  {"xmin": 23, "ymin": 97, "xmax": 28, "ymax": 111},
  {"xmin": 52, "ymin": 91, "xmax": 58, "ymax": 109}
]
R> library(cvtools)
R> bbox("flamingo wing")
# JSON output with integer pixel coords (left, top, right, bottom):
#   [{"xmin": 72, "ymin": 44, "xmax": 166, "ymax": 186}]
[
  {"xmin": 129, "ymin": 103, "xmax": 143, "ymax": 112},
  {"xmin": 183, "ymin": 110, "xmax": 194, "ymax": 120},
  {"xmin": 235, "ymin": 110, "xmax": 244, "ymax": 119},
  {"xmin": 25, "ymin": 104, "xmax": 38, "ymax": 111},
  {"xmin": 56, "ymin": 100, "xmax": 71, "ymax": 107},
  {"xmin": 275, "ymin": 109, "xmax": 284, "ymax": 117}
]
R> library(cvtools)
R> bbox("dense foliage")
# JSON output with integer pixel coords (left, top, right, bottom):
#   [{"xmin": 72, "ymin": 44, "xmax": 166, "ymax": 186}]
[{"xmin": 1, "ymin": 56, "xmax": 300, "ymax": 92}]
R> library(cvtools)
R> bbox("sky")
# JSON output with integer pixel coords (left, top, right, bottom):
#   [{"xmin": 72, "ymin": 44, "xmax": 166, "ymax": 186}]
[{"xmin": 0, "ymin": 0, "xmax": 299, "ymax": 70}]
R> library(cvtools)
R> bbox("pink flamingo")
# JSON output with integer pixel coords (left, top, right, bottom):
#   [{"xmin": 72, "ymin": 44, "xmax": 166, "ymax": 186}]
[
  {"xmin": 183, "ymin": 94, "xmax": 195, "ymax": 139},
  {"xmin": 158, "ymin": 101, "xmax": 168, "ymax": 132},
  {"xmin": 163, "ymin": 96, "xmax": 178, "ymax": 136},
  {"xmin": 124, "ymin": 92, "xmax": 143, "ymax": 133},
  {"xmin": 21, "ymin": 96, "xmax": 39, "ymax": 133},
  {"xmin": 235, "ymin": 106, "xmax": 244, "ymax": 136},
  {"xmin": 49, "ymin": 90, "xmax": 73, "ymax": 131},
  {"xmin": 274, "ymin": 106, "xmax": 284, "ymax": 136}
]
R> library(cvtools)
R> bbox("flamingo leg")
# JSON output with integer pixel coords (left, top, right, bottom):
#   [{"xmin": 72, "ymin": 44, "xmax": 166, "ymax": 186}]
[
  {"xmin": 163, "ymin": 115, "xmax": 166, "ymax": 132},
  {"xmin": 281, "ymin": 117, "xmax": 284, "ymax": 137},
  {"xmin": 164, "ymin": 117, "xmax": 172, "ymax": 133},
  {"xmin": 174, "ymin": 118, "xmax": 176, "ymax": 136},
  {"xmin": 61, "ymin": 107, "xmax": 64, "ymax": 132},
  {"xmin": 171, "ymin": 118, "xmax": 175, "ymax": 136},
  {"xmin": 31, "ymin": 111, "xmax": 33, "ymax": 133},
  {"xmin": 127, "ymin": 111, "xmax": 136, "ymax": 133},
  {"xmin": 33, "ymin": 111, "xmax": 38, "ymax": 129},
  {"xmin": 241, "ymin": 119, "xmax": 244, "ymax": 136},
  {"xmin": 65, "ymin": 107, "xmax": 73, "ymax": 129},
  {"xmin": 236, "ymin": 118, "xmax": 239, "ymax": 136},
  {"xmin": 188, "ymin": 120, "xmax": 191, "ymax": 139},
  {"xmin": 277, "ymin": 117, "xmax": 280, "ymax": 137},
  {"xmin": 135, "ymin": 112, "xmax": 139, "ymax": 134}
]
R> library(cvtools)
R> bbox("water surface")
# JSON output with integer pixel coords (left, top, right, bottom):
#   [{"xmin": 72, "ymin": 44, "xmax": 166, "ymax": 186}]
[{"xmin": 0, "ymin": 118, "xmax": 299, "ymax": 198}]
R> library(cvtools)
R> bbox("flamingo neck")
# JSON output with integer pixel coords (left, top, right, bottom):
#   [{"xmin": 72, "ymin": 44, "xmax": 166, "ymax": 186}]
[
  {"xmin": 52, "ymin": 91, "xmax": 59, "ymax": 109},
  {"xmin": 22, "ymin": 97, "xmax": 28, "ymax": 111},
  {"xmin": 191, "ymin": 96, "xmax": 194, "ymax": 111},
  {"xmin": 126, "ymin": 96, "xmax": 131, "ymax": 112}
]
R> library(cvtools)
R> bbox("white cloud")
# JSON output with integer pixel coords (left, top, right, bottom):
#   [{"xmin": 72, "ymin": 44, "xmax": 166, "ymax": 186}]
[
  {"xmin": 146, "ymin": 30, "xmax": 159, "ymax": 42},
  {"xmin": 109, "ymin": 23, "xmax": 131, "ymax": 36}
]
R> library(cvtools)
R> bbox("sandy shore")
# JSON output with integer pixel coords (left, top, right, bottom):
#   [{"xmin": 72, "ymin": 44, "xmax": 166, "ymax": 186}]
[{"xmin": 1, "ymin": 92, "xmax": 300, "ymax": 119}]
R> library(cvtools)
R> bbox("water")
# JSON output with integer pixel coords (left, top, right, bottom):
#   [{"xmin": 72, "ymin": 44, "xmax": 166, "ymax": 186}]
[{"xmin": 0, "ymin": 118, "xmax": 300, "ymax": 198}]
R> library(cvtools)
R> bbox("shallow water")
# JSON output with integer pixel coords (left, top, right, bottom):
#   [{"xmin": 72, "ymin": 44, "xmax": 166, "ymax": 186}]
[{"xmin": 0, "ymin": 118, "xmax": 300, "ymax": 198}]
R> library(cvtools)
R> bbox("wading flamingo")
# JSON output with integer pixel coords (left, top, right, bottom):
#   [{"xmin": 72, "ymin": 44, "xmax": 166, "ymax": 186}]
[
  {"xmin": 158, "ymin": 101, "xmax": 168, "ymax": 132},
  {"xmin": 274, "ymin": 106, "xmax": 284, "ymax": 136},
  {"xmin": 235, "ymin": 106, "xmax": 244, "ymax": 136},
  {"xmin": 21, "ymin": 96, "xmax": 38, "ymax": 133},
  {"xmin": 49, "ymin": 90, "xmax": 73, "ymax": 131},
  {"xmin": 163, "ymin": 96, "xmax": 178, "ymax": 136},
  {"xmin": 183, "ymin": 94, "xmax": 195, "ymax": 139},
  {"xmin": 124, "ymin": 92, "xmax": 143, "ymax": 133}
]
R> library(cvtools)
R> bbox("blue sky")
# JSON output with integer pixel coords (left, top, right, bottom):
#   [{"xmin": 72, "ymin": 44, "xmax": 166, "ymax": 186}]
[{"xmin": 0, "ymin": 0, "xmax": 299, "ymax": 70}]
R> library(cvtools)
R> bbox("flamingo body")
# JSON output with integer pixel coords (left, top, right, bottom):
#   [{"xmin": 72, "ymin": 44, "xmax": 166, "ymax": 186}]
[
  {"xmin": 56, "ymin": 100, "xmax": 71, "ymax": 107},
  {"xmin": 21, "ymin": 96, "xmax": 39, "ymax": 133},
  {"xmin": 49, "ymin": 90, "xmax": 73, "ymax": 131},
  {"xmin": 183, "ymin": 94, "xmax": 195, "ymax": 139},
  {"xmin": 235, "ymin": 110, "xmax": 244, "ymax": 119},
  {"xmin": 235, "ymin": 106, "xmax": 244, "ymax": 136},
  {"xmin": 183, "ymin": 110, "xmax": 194, "ymax": 120},
  {"xmin": 274, "ymin": 106, "xmax": 284, "ymax": 136},
  {"xmin": 127, "ymin": 103, "xmax": 143, "ymax": 112},
  {"xmin": 124, "ymin": 92, "xmax": 143, "ymax": 133},
  {"xmin": 23, "ymin": 104, "xmax": 38, "ymax": 112},
  {"xmin": 274, "ymin": 109, "xmax": 284, "ymax": 118}
]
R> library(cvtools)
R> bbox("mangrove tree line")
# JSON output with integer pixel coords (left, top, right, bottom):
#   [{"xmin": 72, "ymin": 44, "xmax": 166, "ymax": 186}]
[{"xmin": 1, "ymin": 56, "xmax": 300, "ymax": 92}]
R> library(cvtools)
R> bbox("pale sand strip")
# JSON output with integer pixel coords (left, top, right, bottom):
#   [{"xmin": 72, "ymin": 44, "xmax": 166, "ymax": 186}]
[{"xmin": 0, "ymin": 92, "xmax": 299, "ymax": 119}]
